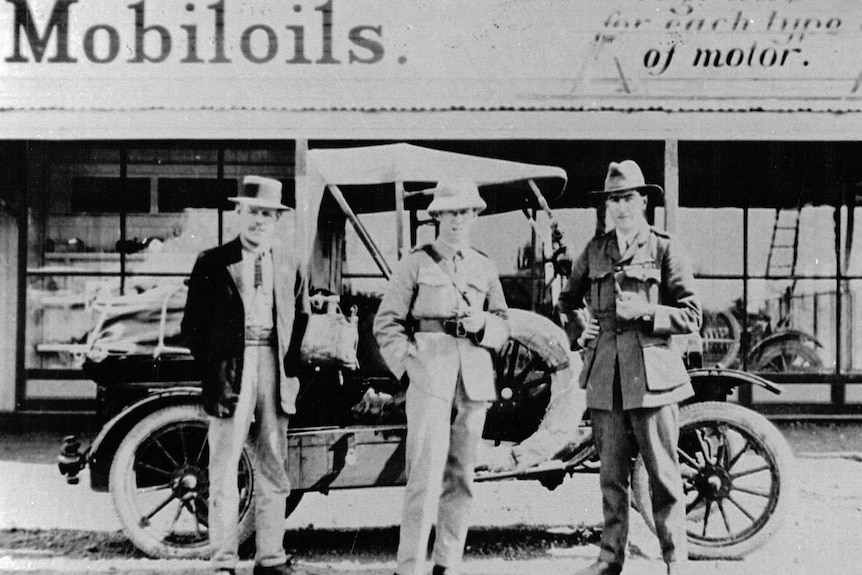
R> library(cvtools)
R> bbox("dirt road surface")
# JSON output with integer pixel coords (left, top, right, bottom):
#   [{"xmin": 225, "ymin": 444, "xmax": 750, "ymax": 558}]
[{"xmin": 1, "ymin": 424, "xmax": 861, "ymax": 574}]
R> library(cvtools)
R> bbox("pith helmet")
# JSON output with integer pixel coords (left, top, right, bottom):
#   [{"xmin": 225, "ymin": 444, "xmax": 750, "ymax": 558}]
[{"xmin": 426, "ymin": 179, "xmax": 487, "ymax": 214}]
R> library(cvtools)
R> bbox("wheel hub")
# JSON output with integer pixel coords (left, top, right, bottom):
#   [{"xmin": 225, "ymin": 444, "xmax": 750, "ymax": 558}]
[
  {"xmin": 695, "ymin": 464, "xmax": 732, "ymax": 500},
  {"xmin": 172, "ymin": 466, "xmax": 206, "ymax": 501}
]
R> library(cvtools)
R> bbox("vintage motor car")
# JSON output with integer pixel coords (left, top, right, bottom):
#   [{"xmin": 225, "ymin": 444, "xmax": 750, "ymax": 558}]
[{"xmin": 58, "ymin": 143, "xmax": 795, "ymax": 562}]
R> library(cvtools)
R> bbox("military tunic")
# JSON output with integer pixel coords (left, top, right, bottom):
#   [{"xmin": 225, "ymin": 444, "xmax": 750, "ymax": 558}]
[
  {"xmin": 558, "ymin": 225, "xmax": 701, "ymax": 410},
  {"xmin": 374, "ymin": 241, "xmax": 510, "ymax": 401}
]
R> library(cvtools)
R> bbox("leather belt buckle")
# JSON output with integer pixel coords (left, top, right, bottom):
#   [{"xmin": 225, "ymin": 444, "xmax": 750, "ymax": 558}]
[{"xmin": 443, "ymin": 319, "xmax": 467, "ymax": 338}]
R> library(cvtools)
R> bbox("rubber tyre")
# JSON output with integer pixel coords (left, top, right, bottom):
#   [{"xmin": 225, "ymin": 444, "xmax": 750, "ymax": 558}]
[
  {"xmin": 631, "ymin": 401, "xmax": 795, "ymax": 560},
  {"xmin": 700, "ymin": 310, "xmax": 742, "ymax": 369},
  {"xmin": 109, "ymin": 404, "xmax": 256, "ymax": 559},
  {"xmin": 750, "ymin": 339, "xmax": 822, "ymax": 372}
]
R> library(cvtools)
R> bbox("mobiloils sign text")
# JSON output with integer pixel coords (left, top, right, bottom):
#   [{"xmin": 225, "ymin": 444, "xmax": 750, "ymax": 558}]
[{"xmin": 4, "ymin": 0, "xmax": 385, "ymax": 65}]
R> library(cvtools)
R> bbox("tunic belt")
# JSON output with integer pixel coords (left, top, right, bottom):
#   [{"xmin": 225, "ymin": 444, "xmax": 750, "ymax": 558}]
[{"xmin": 414, "ymin": 318, "xmax": 470, "ymax": 338}]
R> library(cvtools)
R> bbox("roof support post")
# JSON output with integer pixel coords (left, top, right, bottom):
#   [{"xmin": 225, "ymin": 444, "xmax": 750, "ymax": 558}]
[
  {"xmin": 664, "ymin": 139, "xmax": 679, "ymax": 233},
  {"xmin": 395, "ymin": 181, "xmax": 405, "ymax": 260}
]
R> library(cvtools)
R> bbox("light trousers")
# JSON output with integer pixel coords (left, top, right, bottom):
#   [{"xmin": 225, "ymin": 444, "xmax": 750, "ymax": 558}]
[
  {"xmin": 208, "ymin": 345, "xmax": 290, "ymax": 569},
  {"xmin": 591, "ymin": 404, "xmax": 688, "ymax": 566},
  {"xmin": 396, "ymin": 376, "xmax": 489, "ymax": 575}
]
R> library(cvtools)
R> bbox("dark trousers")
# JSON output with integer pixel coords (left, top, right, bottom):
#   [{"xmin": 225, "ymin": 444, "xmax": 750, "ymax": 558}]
[{"xmin": 591, "ymin": 403, "xmax": 688, "ymax": 566}]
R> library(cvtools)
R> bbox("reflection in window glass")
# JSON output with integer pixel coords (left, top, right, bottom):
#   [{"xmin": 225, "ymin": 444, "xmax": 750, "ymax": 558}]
[
  {"xmin": 125, "ymin": 209, "xmax": 219, "ymax": 275},
  {"xmin": 26, "ymin": 274, "xmax": 116, "ymax": 370},
  {"xmin": 32, "ymin": 213, "xmax": 121, "ymax": 272},
  {"xmin": 695, "ymin": 279, "xmax": 744, "ymax": 369},
  {"xmin": 87, "ymin": 276, "xmax": 189, "ymax": 358},
  {"xmin": 748, "ymin": 278, "xmax": 833, "ymax": 374}
]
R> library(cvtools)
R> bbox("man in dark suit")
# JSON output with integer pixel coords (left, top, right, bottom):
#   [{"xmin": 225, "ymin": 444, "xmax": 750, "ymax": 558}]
[
  {"xmin": 557, "ymin": 161, "xmax": 702, "ymax": 575},
  {"xmin": 182, "ymin": 176, "xmax": 301, "ymax": 575}
]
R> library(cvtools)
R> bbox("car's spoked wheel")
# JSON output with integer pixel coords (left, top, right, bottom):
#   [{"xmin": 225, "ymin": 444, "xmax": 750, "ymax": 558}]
[
  {"xmin": 110, "ymin": 404, "xmax": 255, "ymax": 558},
  {"xmin": 485, "ymin": 340, "xmax": 557, "ymax": 444},
  {"xmin": 632, "ymin": 402, "xmax": 794, "ymax": 559}
]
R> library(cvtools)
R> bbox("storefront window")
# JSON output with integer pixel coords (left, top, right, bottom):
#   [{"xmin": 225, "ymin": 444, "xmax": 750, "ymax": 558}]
[
  {"xmin": 746, "ymin": 205, "xmax": 836, "ymax": 375},
  {"xmin": 24, "ymin": 143, "xmax": 293, "ymax": 402},
  {"xmin": 680, "ymin": 142, "xmax": 840, "ymax": 384}
]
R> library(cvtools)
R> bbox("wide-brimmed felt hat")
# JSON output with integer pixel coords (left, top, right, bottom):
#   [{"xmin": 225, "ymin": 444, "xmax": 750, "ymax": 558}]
[
  {"xmin": 588, "ymin": 160, "xmax": 663, "ymax": 200},
  {"xmin": 229, "ymin": 175, "xmax": 292, "ymax": 210},
  {"xmin": 426, "ymin": 179, "xmax": 487, "ymax": 214}
]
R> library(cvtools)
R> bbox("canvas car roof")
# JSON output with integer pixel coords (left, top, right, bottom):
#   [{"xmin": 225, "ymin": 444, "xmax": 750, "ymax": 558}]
[
  {"xmin": 297, "ymin": 143, "xmax": 568, "ymax": 273},
  {"xmin": 305, "ymin": 143, "xmax": 568, "ymax": 188}
]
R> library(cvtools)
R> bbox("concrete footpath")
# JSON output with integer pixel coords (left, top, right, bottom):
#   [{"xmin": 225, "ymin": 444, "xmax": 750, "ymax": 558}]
[{"xmin": 2, "ymin": 451, "xmax": 862, "ymax": 574}]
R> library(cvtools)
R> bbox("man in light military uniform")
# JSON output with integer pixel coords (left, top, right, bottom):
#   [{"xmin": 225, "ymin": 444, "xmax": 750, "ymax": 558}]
[
  {"xmin": 557, "ymin": 161, "xmax": 702, "ymax": 575},
  {"xmin": 373, "ymin": 180, "xmax": 509, "ymax": 575}
]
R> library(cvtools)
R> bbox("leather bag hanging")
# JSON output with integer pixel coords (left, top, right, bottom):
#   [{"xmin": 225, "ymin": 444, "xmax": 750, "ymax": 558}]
[{"xmin": 299, "ymin": 294, "xmax": 360, "ymax": 370}]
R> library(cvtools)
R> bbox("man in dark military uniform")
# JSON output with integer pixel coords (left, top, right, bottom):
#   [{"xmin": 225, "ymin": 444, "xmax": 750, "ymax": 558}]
[{"xmin": 557, "ymin": 160, "xmax": 702, "ymax": 575}]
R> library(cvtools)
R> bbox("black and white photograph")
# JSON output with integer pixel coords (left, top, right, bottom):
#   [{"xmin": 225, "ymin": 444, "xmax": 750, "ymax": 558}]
[{"xmin": 1, "ymin": 1, "xmax": 861, "ymax": 574}]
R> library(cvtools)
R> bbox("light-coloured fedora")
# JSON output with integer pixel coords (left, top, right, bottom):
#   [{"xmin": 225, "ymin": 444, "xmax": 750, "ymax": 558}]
[
  {"xmin": 229, "ymin": 175, "xmax": 292, "ymax": 210},
  {"xmin": 588, "ymin": 160, "xmax": 663, "ymax": 200},
  {"xmin": 426, "ymin": 179, "xmax": 487, "ymax": 214}
]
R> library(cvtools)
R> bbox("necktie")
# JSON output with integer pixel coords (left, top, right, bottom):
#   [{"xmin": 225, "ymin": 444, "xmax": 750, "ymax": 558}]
[
  {"xmin": 453, "ymin": 250, "xmax": 462, "ymax": 274},
  {"xmin": 254, "ymin": 253, "xmax": 264, "ymax": 289}
]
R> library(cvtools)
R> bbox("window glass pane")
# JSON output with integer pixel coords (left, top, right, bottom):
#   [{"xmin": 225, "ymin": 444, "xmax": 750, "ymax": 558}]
[
  {"xmin": 127, "ymin": 147, "xmax": 218, "ymax": 165},
  {"xmin": 125, "ymin": 210, "xmax": 218, "ymax": 275},
  {"xmin": 96, "ymin": 276, "xmax": 189, "ymax": 356},
  {"xmin": 26, "ymin": 274, "xmax": 190, "ymax": 372},
  {"xmin": 697, "ymin": 279, "xmax": 744, "ymax": 369},
  {"xmin": 679, "ymin": 208, "xmax": 743, "ymax": 276},
  {"xmin": 843, "ymin": 206, "xmax": 862, "ymax": 277},
  {"xmin": 747, "ymin": 278, "xmax": 832, "ymax": 374},
  {"xmin": 26, "ymin": 274, "xmax": 117, "ymax": 371},
  {"xmin": 71, "ymin": 177, "xmax": 150, "ymax": 213},
  {"xmin": 842, "ymin": 280, "xmax": 862, "ymax": 373},
  {"xmin": 224, "ymin": 146, "xmax": 293, "ymax": 166},
  {"xmin": 31, "ymin": 213, "xmax": 121, "ymax": 274},
  {"xmin": 158, "ymin": 178, "xmax": 236, "ymax": 212},
  {"xmin": 53, "ymin": 146, "xmax": 120, "ymax": 164},
  {"xmin": 747, "ymin": 206, "xmax": 837, "ymax": 279}
]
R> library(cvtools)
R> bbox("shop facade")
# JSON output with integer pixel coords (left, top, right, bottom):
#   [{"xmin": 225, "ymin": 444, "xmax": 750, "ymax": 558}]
[{"xmin": 3, "ymin": 0, "xmax": 862, "ymax": 416}]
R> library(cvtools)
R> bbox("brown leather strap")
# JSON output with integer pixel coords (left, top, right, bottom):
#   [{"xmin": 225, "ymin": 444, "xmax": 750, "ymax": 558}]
[{"xmin": 420, "ymin": 245, "xmax": 473, "ymax": 307}]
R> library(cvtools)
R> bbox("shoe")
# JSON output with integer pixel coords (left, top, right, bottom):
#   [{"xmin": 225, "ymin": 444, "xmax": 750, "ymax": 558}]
[
  {"xmin": 214, "ymin": 569, "xmax": 236, "ymax": 575},
  {"xmin": 253, "ymin": 562, "xmax": 295, "ymax": 575},
  {"xmin": 432, "ymin": 565, "xmax": 458, "ymax": 575},
  {"xmin": 573, "ymin": 560, "xmax": 623, "ymax": 575}
]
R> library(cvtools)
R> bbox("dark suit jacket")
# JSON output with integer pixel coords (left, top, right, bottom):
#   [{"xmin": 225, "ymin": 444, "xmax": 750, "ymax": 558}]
[{"xmin": 182, "ymin": 236, "xmax": 302, "ymax": 417}]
